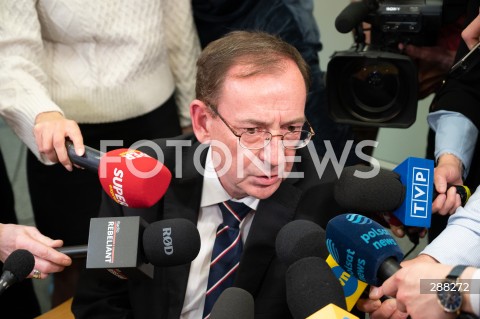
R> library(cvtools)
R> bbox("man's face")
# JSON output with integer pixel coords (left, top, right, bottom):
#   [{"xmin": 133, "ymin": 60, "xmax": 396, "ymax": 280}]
[{"xmin": 198, "ymin": 59, "xmax": 307, "ymax": 199}]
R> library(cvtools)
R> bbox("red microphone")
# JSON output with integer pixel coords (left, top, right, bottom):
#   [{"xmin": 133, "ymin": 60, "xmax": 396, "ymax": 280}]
[{"xmin": 66, "ymin": 141, "xmax": 171, "ymax": 208}]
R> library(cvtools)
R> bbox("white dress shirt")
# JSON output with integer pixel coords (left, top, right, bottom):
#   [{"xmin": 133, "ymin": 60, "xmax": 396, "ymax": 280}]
[{"xmin": 180, "ymin": 147, "xmax": 259, "ymax": 318}]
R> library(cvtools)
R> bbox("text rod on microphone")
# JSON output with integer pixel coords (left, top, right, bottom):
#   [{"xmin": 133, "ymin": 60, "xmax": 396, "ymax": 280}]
[
  {"xmin": 326, "ymin": 213, "xmax": 404, "ymax": 286},
  {"xmin": 57, "ymin": 216, "xmax": 201, "ymax": 280},
  {"xmin": 0, "ymin": 249, "xmax": 35, "ymax": 295},
  {"xmin": 286, "ymin": 256, "xmax": 359, "ymax": 319},
  {"xmin": 276, "ymin": 220, "xmax": 367, "ymax": 311},
  {"xmin": 66, "ymin": 140, "xmax": 172, "ymax": 208}
]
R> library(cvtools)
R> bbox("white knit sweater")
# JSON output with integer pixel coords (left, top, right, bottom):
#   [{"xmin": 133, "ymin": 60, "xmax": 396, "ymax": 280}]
[{"xmin": 0, "ymin": 0, "xmax": 200, "ymax": 162}]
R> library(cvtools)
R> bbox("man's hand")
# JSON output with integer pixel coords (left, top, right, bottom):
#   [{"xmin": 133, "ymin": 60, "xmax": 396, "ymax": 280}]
[
  {"xmin": 0, "ymin": 223, "xmax": 72, "ymax": 279},
  {"xmin": 432, "ymin": 153, "xmax": 463, "ymax": 215},
  {"xmin": 356, "ymin": 255, "xmax": 437, "ymax": 319}
]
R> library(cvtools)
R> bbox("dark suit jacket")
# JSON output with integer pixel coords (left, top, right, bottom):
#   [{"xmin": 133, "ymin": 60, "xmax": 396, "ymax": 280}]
[{"xmin": 72, "ymin": 134, "xmax": 344, "ymax": 319}]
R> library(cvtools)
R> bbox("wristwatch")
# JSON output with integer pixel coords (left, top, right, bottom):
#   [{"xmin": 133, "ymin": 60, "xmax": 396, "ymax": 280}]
[{"xmin": 437, "ymin": 265, "xmax": 468, "ymax": 314}]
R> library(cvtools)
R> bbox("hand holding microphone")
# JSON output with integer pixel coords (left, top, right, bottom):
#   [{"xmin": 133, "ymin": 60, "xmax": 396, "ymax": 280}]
[
  {"xmin": 335, "ymin": 158, "xmax": 471, "ymax": 243},
  {"xmin": 0, "ymin": 223, "xmax": 72, "ymax": 280},
  {"xmin": 66, "ymin": 140, "xmax": 172, "ymax": 208},
  {"xmin": 433, "ymin": 153, "xmax": 467, "ymax": 215},
  {"xmin": 33, "ymin": 112, "xmax": 84, "ymax": 171}
]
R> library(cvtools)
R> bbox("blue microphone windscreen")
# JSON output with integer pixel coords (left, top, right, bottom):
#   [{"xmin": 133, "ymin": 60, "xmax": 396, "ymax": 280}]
[
  {"xmin": 275, "ymin": 220, "xmax": 328, "ymax": 267},
  {"xmin": 286, "ymin": 256, "xmax": 346, "ymax": 319},
  {"xmin": 143, "ymin": 218, "xmax": 201, "ymax": 267},
  {"xmin": 334, "ymin": 165, "xmax": 405, "ymax": 213},
  {"xmin": 326, "ymin": 214, "xmax": 404, "ymax": 286}
]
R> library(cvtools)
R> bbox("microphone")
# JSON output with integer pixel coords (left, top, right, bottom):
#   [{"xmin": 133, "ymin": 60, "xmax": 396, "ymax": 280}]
[
  {"xmin": 76, "ymin": 216, "xmax": 200, "ymax": 279},
  {"xmin": 276, "ymin": 220, "xmax": 367, "ymax": 311},
  {"xmin": 307, "ymin": 303, "xmax": 359, "ymax": 319},
  {"xmin": 65, "ymin": 141, "xmax": 103, "ymax": 173},
  {"xmin": 335, "ymin": 158, "xmax": 471, "ymax": 228},
  {"xmin": 285, "ymin": 256, "xmax": 347, "ymax": 319},
  {"xmin": 209, "ymin": 287, "xmax": 254, "ymax": 319},
  {"xmin": 66, "ymin": 141, "xmax": 172, "ymax": 208},
  {"xmin": 326, "ymin": 213, "xmax": 404, "ymax": 286},
  {"xmin": 275, "ymin": 220, "xmax": 329, "ymax": 265},
  {"xmin": 335, "ymin": 1, "xmax": 371, "ymax": 34},
  {"xmin": 0, "ymin": 249, "xmax": 35, "ymax": 295}
]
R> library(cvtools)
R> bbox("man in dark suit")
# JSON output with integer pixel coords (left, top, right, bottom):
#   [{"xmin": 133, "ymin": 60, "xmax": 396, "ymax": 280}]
[{"xmin": 72, "ymin": 30, "xmax": 345, "ymax": 319}]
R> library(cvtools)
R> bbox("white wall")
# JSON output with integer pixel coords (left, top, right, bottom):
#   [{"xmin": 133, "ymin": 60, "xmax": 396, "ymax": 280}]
[{"xmin": 313, "ymin": 0, "xmax": 432, "ymax": 167}]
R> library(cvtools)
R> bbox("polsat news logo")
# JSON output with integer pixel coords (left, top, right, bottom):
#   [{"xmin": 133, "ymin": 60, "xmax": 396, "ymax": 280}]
[
  {"xmin": 107, "ymin": 150, "xmax": 151, "ymax": 207},
  {"xmin": 105, "ymin": 220, "xmax": 121, "ymax": 263}
]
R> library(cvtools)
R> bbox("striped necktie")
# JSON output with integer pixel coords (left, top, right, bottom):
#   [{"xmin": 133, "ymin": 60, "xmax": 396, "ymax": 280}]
[{"xmin": 203, "ymin": 200, "xmax": 251, "ymax": 319}]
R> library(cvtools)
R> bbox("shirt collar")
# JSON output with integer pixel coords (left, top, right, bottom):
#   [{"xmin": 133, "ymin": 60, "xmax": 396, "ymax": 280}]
[{"xmin": 200, "ymin": 147, "xmax": 259, "ymax": 210}]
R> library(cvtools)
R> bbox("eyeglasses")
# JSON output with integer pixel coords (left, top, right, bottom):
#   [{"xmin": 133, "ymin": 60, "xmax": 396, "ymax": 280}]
[{"xmin": 207, "ymin": 104, "xmax": 315, "ymax": 150}]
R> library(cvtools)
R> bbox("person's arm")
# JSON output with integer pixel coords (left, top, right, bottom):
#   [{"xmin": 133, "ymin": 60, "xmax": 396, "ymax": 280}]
[
  {"xmin": 379, "ymin": 263, "xmax": 478, "ymax": 319},
  {"xmin": 421, "ymin": 187, "xmax": 480, "ymax": 267},
  {"xmin": 427, "ymin": 110, "xmax": 477, "ymax": 214},
  {"xmin": 0, "ymin": 2, "xmax": 84, "ymax": 170},
  {"xmin": 428, "ymin": 110, "xmax": 477, "ymax": 179},
  {"xmin": 0, "ymin": 223, "xmax": 71, "ymax": 279},
  {"xmin": 162, "ymin": 0, "xmax": 201, "ymax": 130}
]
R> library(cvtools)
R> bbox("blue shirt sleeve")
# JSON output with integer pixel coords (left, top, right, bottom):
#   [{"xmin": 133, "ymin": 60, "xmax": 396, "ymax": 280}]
[
  {"xmin": 421, "ymin": 185, "xmax": 480, "ymax": 267},
  {"xmin": 427, "ymin": 110, "xmax": 478, "ymax": 178}
]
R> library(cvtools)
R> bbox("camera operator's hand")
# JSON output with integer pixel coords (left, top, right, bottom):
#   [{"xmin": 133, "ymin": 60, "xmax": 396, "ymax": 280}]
[
  {"xmin": 462, "ymin": 11, "xmax": 480, "ymax": 50},
  {"xmin": 399, "ymin": 43, "xmax": 456, "ymax": 99}
]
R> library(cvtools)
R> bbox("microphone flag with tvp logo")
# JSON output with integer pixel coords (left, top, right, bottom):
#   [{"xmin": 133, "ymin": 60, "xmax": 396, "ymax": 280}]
[
  {"xmin": 98, "ymin": 148, "xmax": 172, "ymax": 208},
  {"xmin": 86, "ymin": 216, "xmax": 153, "ymax": 280},
  {"xmin": 392, "ymin": 157, "xmax": 434, "ymax": 227}
]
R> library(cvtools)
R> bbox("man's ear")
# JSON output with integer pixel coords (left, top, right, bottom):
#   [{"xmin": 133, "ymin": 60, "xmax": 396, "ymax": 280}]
[{"xmin": 190, "ymin": 99, "xmax": 212, "ymax": 143}]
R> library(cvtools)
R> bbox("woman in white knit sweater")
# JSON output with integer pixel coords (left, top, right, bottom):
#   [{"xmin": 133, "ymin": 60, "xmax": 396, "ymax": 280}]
[{"xmin": 0, "ymin": 0, "xmax": 200, "ymax": 310}]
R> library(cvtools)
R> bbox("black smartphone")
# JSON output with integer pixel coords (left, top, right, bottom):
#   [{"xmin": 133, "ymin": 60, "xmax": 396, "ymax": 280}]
[{"xmin": 448, "ymin": 41, "xmax": 480, "ymax": 78}]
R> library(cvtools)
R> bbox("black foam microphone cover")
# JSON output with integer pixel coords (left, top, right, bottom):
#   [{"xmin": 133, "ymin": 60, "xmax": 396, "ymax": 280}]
[
  {"xmin": 142, "ymin": 218, "xmax": 201, "ymax": 267},
  {"xmin": 0, "ymin": 249, "xmax": 35, "ymax": 295},
  {"xmin": 275, "ymin": 220, "xmax": 328, "ymax": 267},
  {"xmin": 3, "ymin": 249, "xmax": 35, "ymax": 280},
  {"xmin": 286, "ymin": 256, "xmax": 346, "ymax": 319},
  {"xmin": 334, "ymin": 165, "xmax": 405, "ymax": 214},
  {"xmin": 335, "ymin": 1, "xmax": 371, "ymax": 33},
  {"xmin": 210, "ymin": 287, "xmax": 254, "ymax": 319}
]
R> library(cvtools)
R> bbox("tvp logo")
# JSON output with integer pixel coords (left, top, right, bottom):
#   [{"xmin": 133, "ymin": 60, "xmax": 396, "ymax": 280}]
[{"xmin": 393, "ymin": 157, "xmax": 434, "ymax": 227}]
